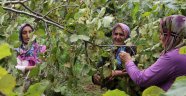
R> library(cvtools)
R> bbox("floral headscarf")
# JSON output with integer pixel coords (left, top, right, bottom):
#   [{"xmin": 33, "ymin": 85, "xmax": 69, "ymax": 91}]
[
  {"xmin": 160, "ymin": 15, "xmax": 186, "ymax": 53},
  {"xmin": 15, "ymin": 23, "xmax": 46, "ymax": 72}
]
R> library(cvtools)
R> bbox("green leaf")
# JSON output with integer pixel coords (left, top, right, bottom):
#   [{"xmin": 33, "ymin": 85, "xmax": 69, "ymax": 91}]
[
  {"xmin": 70, "ymin": 34, "xmax": 79, "ymax": 42},
  {"xmin": 102, "ymin": 65, "xmax": 112, "ymax": 78},
  {"xmin": 87, "ymin": 68, "xmax": 97, "ymax": 76},
  {"xmin": 8, "ymin": 32, "xmax": 19, "ymax": 43},
  {"xmin": 0, "ymin": 6, "xmax": 5, "ymax": 13},
  {"xmin": 0, "ymin": 14, "xmax": 5, "ymax": 25},
  {"xmin": 179, "ymin": 46, "xmax": 186, "ymax": 54},
  {"xmin": 103, "ymin": 89, "xmax": 129, "ymax": 96},
  {"xmin": 166, "ymin": 3, "xmax": 178, "ymax": 10},
  {"xmin": 97, "ymin": 30, "xmax": 105, "ymax": 38},
  {"xmin": 91, "ymin": 18, "xmax": 98, "ymax": 25},
  {"xmin": 70, "ymin": 34, "xmax": 90, "ymax": 42},
  {"xmin": 25, "ymin": 80, "xmax": 50, "ymax": 96},
  {"xmin": 181, "ymin": 9, "xmax": 186, "ymax": 16},
  {"xmin": 142, "ymin": 12, "xmax": 151, "ymax": 17},
  {"xmin": 74, "ymin": 8, "xmax": 87, "ymax": 20},
  {"xmin": 165, "ymin": 76, "xmax": 186, "ymax": 96},
  {"xmin": 78, "ymin": 35, "xmax": 90, "ymax": 41},
  {"xmin": 27, "ymin": 80, "xmax": 49, "ymax": 93},
  {"xmin": 0, "ymin": 66, "xmax": 7, "ymax": 79},
  {"xmin": 0, "ymin": 43, "xmax": 11, "ymax": 59},
  {"xmin": 35, "ymin": 29, "xmax": 45, "ymax": 37},
  {"xmin": 95, "ymin": 0, "xmax": 108, "ymax": 5},
  {"xmin": 75, "ymin": 24, "xmax": 88, "ymax": 34},
  {"xmin": 132, "ymin": 2, "xmax": 139, "ymax": 21},
  {"xmin": 102, "ymin": 16, "xmax": 114, "ymax": 27},
  {"xmin": 97, "ymin": 19, "xmax": 102, "ymax": 30},
  {"xmin": 0, "ymin": 67, "xmax": 16, "ymax": 96},
  {"xmin": 28, "ymin": 66, "xmax": 40, "ymax": 78},
  {"xmin": 142, "ymin": 86, "xmax": 165, "ymax": 96},
  {"xmin": 84, "ymin": 0, "xmax": 90, "ymax": 6},
  {"xmin": 98, "ymin": 7, "xmax": 106, "ymax": 18},
  {"xmin": 39, "ymin": 62, "xmax": 47, "ymax": 70}
]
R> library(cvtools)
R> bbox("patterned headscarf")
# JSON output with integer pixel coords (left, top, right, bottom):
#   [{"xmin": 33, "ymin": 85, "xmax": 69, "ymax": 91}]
[
  {"xmin": 160, "ymin": 15, "xmax": 186, "ymax": 53},
  {"xmin": 112, "ymin": 23, "xmax": 130, "ymax": 39}
]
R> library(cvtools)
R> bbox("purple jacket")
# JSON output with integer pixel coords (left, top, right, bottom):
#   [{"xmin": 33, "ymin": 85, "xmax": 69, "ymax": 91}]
[{"xmin": 125, "ymin": 48, "xmax": 186, "ymax": 91}]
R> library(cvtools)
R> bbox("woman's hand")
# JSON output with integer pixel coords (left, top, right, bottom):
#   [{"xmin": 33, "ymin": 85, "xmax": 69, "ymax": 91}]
[
  {"xmin": 119, "ymin": 51, "xmax": 132, "ymax": 64},
  {"xmin": 109, "ymin": 70, "xmax": 127, "ymax": 80},
  {"xmin": 25, "ymin": 65, "xmax": 36, "ymax": 70}
]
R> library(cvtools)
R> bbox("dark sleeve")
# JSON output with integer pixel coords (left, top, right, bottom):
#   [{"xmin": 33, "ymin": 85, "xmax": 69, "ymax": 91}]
[
  {"xmin": 96, "ymin": 56, "xmax": 110, "ymax": 68},
  {"xmin": 125, "ymin": 46, "xmax": 137, "ymax": 56}
]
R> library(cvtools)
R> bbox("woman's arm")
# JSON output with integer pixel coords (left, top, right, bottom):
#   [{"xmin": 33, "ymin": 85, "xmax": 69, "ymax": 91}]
[{"xmin": 120, "ymin": 52, "xmax": 175, "ymax": 88}]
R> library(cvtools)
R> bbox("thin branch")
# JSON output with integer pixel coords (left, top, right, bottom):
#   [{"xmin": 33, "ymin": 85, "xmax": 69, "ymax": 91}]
[
  {"xmin": 44, "ymin": 4, "xmax": 79, "ymax": 18},
  {"xmin": 0, "ymin": 0, "xmax": 28, "ymax": 5},
  {"xmin": 84, "ymin": 40, "xmax": 99, "ymax": 47},
  {"xmin": 84, "ymin": 41, "xmax": 90, "ymax": 65},
  {"xmin": 3, "ymin": 7, "xmax": 65, "ymax": 29},
  {"xmin": 84, "ymin": 41, "xmax": 92, "ymax": 65},
  {"xmin": 84, "ymin": 40, "xmax": 136, "ymax": 49},
  {"xmin": 19, "ymin": 2, "xmax": 61, "ymax": 26},
  {"xmin": 44, "ymin": 22, "xmax": 50, "ymax": 40},
  {"xmin": 20, "ymin": 2, "xmax": 42, "ymax": 17},
  {"xmin": 43, "ymin": 2, "xmax": 64, "ymax": 18}
]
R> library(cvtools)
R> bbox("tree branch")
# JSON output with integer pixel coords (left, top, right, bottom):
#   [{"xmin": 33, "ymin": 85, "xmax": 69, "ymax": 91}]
[
  {"xmin": 20, "ymin": 2, "xmax": 42, "ymax": 17},
  {"xmin": 44, "ymin": 4, "xmax": 79, "ymax": 18},
  {"xmin": 19, "ymin": 2, "xmax": 62, "ymax": 27},
  {"xmin": 0, "ymin": 0, "xmax": 28, "ymax": 5},
  {"xmin": 3, "ymin": 7, "xmax": 65, "ymax": 29},
  {"xmin": 44, "ymin": 22, "xmax": 50, "ymax": 40}
]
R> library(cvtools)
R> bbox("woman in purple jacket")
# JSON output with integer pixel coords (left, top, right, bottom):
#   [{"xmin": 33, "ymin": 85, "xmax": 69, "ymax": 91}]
[{"xmin": 120, "ymin": 15, "xmax": 186, "ymax": 91}]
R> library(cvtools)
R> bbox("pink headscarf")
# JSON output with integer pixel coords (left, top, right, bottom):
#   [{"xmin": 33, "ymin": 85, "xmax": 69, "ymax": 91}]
[
  {"xmin": 160, "ymin": 15, "xmax": 186, "ymax": 53},
  {"xmin": 112, "ymin": 23, "xmax": 130, "ymax": 39}
]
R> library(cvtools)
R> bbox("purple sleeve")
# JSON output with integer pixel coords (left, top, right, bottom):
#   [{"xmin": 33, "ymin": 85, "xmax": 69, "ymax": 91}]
[{"xmin": 125, "ymin": 54, "xmax": 175, "ymax": 87}]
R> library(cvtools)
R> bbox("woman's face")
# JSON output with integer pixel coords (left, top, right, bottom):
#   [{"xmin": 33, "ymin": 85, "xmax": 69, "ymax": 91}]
[
  {"xmin": 112, "ymin": 26, "xmax": 127, "ymax": 45},
  {"xmin": 21, "ymin": 26, "xmax": 33, "ymax": 44}
]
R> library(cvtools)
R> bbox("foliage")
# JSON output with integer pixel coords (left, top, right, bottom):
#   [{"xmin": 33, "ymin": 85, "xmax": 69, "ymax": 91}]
[
  {"xmin": 165, "ymin": 76, "xmax": 186, "ymax": 96},
  {"xmin": 141, "ymin": 76, "xmax": 186, "ymax": 96},
  {"xmin": 103, "ymin": 76, "xmax": 186, "ymax": 96},
  {"xmin": 0, "ymin": 43, "xmax": 11, "ymax": 59},
  {"xmin": 0, "ymin": 52, "xmax": 49, "ymax": 96},
  {"xmin": 0, "ymin": 66, "xmax": 16, "ymax": 96},
  {"xmin": 102, "ymin": 89, "xmax": 129, "ymax": 96},
  {"xmin": 179, "ymin": 46, "xmax": 186, "ymax": 54},
  {"xmin": 142, "ymin": 86, "xmax": 165, "ymax": 96},
  {"xmin": 0, "ymin": 0, "xmax": 186, "ymax": 95},
  {"xmin": 24, "ymin": 80, "xmax": 50, "ymax": 96}
]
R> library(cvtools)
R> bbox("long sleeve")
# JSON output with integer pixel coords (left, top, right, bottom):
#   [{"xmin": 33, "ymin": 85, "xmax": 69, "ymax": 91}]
[{"xmin": 125, "ymin": 53, "xmax": 176, "ymax": 89}]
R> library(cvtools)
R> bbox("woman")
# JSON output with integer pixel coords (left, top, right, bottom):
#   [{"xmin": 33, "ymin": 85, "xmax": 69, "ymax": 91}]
[
  {"xmin": 92, "ymin": 23, "xmax": 133, "ymax": 89},
  {"xmin": 120, "ymin": 15, "xmax": 186, "ymax": 91},
  {"xmin": 15, "ymin": 23, "xmax": 46, "ymax": 73}
]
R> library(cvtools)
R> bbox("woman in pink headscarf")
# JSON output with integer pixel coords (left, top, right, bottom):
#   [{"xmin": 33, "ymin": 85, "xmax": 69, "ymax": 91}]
[
  {"xmin": 92, "ymin": 23, "xmax": 135, "ymax": 90},
  {"xmin": 120, "ymin": 15, "xmax": 186, "ymax": 91},
  {"xmin": 15, "ymin": 23, "xmax": 46, "ymax": 73}
]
